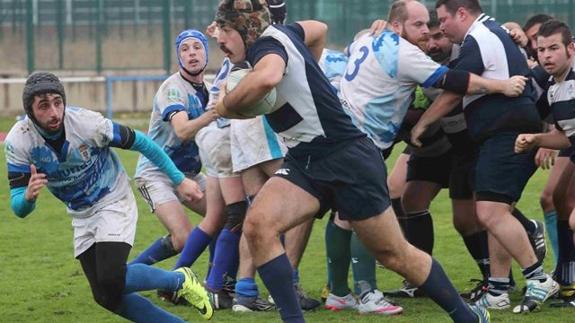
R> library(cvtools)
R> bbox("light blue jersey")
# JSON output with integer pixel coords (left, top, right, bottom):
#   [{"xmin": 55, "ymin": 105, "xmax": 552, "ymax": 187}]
[
  {"xmin": 339, "ymin": 31, "xmax": 448, "ymax": 150},
  {"xmin": 318, "ymin": 48, "xmax": 348, "ymax": 92},
  {"xmin": 135, "ymin": 72, "xmax": 207, "ymax": 180},
  {"xmin": 4, "ymin": 107, "xmax": 130, "ymax": 215}
]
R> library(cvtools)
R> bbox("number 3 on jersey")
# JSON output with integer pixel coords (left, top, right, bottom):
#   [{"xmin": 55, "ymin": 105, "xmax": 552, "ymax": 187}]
[{"xmin": 345, "ymin": 46, "xmax": 369, "ymax": 81}]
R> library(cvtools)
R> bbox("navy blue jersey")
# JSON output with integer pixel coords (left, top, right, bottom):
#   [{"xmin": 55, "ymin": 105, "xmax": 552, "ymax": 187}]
[
  {"xmin": 246, "ymin": 23, "xmax": 365, "ymax": 160},
  {"xmin": 455, "ymin": 14, "xmax": 541, "ymax": 141}
]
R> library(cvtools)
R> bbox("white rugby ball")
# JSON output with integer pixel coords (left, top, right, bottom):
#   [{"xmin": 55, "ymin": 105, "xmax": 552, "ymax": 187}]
[{"xmin": 226, "ymin": 68, "xmax": 277, "ymax": 118}]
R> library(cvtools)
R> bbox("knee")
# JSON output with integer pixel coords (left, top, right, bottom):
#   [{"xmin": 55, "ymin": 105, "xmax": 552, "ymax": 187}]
[
  {"xmin": 540, "ymin": 190, "xmax": 554, "ymax": 211},
  {"xmin": 453, "ymin": 215, "xmax": 480, "ymax": 236},
  {"xmin": 170, "ymin": 230, "xmax": 191, "ymax": 251},
  {"xmin": 243, "ymin": 210, "xmax": 275, "ymax": 244},
  {"xmin": 378, "ymin": 245, "xmax": 412, "ymax": 274},
  {"xmin": 93, "ymin": 267, "xmax": 126, "ymax": 313},
  {"xmin": 452, "ymin": 216, "xmax": 467, "ymax": 235},
  {"xmin": 224, "ymin": 201, "xmax": 248, "ymax": 233},
  {"xmin": 168, "ymin": 232, "xmax": 189, "ymax": 252},
  {"xmin": 402, "ymin": 190, "xmax": 429, "ymax": 213},
  {"xmin": 475, "ymin": 205, "xmax": 502, "ymax": 229},
  {"xmin": 569, "ymin": 214, "xmax": 575, "ymax": 231}
]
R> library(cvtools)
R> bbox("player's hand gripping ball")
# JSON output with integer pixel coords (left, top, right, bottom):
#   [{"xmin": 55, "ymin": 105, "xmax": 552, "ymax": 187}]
[{"xmin": 226, "ymin": 68, "xmax": 277, "ymax": 118}]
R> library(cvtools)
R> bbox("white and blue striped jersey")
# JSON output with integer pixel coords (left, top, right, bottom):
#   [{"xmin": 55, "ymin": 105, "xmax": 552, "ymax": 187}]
[
  {"xmin": 454, "ymin": 13, "xmax": 541, "ymax": 140},
  {"xmin": 548, "ymin": 66, "xmax": 575, "ymax": 160},
  {"xmin": 247, "ymin": 23, "xmax": 364, "ymax": 159},
  {"xmin": 4, "ymin": 107, "xmax": 130, "ymax": 216},
  {"xmin": 318, "ymin": 48, "xmax": 348, "ymax": 92},
  {"xmin": 135, "ymin": 72, "xmax": 207, "ymax": 180},
  {"xmin": 339, "ymin": 31, "xmax": 448, "ymax": 150}
]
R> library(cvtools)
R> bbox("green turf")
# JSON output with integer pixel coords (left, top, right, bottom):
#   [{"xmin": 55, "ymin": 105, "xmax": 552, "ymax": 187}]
[{"xmin": 0, "ymin": 114, "xmax": 572, "ymax": 322}]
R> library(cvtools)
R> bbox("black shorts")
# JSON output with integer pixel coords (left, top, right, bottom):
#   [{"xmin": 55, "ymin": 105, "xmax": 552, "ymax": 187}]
[
  {"xmin": 406, "ymin": 149, "xmax": 452, "ymax": 188},
  {"xmin": 558, "ymin": 145, "xmax": 575, "ymax": 158},
  {"xmin": 275, "ymin": 137, "xmax": 391, "ymax": 221},
  {"xmin": 475, "ymin": 132, "xmax": 537, "ymax": 204},
  {"xmin": 449, "ymin": 151, "xmax": 477, "ymax": 200}
]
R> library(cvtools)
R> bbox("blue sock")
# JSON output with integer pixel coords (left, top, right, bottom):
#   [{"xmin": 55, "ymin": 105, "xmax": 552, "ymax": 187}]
[
  {"xmin": 258, "ymin": 253, "xmax": 303, "ymax": 323},
  {"xmin": 292, "ymin": 269, "xmax": 300, "ymax": 286},
  {"xmin": 117, "ymin": 293, "xmax": 184, "ymax": 323},
  {"xmin": 206, "ymin": 231, "xmax": 220, "ymax": 278},
  {"xmin": 124, "ymin": 263, "xmax": 183, "ymax": 294},
  {"xmin": 174, "ymin": 227, "xmax": 212, "ymax": 269},
  {"xmin": 235, "ymin": 277, "xmax": 259, "ymax": 298},
  {"xmin": 130, "ymin": 235, "xmax": 177, "ymax": 265},
  {"xmin": 206, "ymin": 228, "xmax": 240, "ymax": 291},
  {"xmin": 545, "ymin": 210, "xmax": 559, "ymax": 266},
  {"xmin": 419, "ymin": 258, "xmax": 477, "ymax": 322}
]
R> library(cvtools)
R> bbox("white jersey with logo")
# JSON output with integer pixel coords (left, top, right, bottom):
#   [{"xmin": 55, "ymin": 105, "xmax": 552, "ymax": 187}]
[
  {"xmin": 339, "ymin": 31, "xmax": 448, "ymax": 150},
  {"xmin": 4, "ymin": 107, "xmax": 130, "ymax": 217},
  {"xmin": 135, "ymin": 72, "xmax": 207, "ymax": 181}
]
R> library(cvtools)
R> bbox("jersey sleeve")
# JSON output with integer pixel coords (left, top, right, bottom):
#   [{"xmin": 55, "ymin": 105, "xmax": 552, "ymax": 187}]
[
  {"xmin": 157, "ymin": 84, "xmax": 188, "ymax": 121},
  {"xmin": 285, "ymin": 22, "xmax": 305, "ymax": 41},
  {"xmin": 4, "ymin": 131, "xmax": 31, "ymax": 176},
  {"xmin": 453, "ymin": 36, "xmax": 485, "ymax": 75},
  {"xmin": 397, "ymin": 39, "xmax": 449, "ymax": 88},
  {"xmin": 78, "ymin": 109, "xmax": 129, "ymax": 148},
  {"xmin": 247, "ymin": 36, "xmax": 288, "ymax": 67}
]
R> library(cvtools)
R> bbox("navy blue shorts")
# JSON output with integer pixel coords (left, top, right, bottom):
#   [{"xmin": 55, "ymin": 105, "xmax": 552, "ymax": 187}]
[
  {"xmin": 558, "ymin": 145, "xmax": 575, "ymax": 158},
  {"xmin": 406, "ymin": 149, "xmax": 452, "ymax": 188},
  {"xmin": 474, "ymin": 132, "xmax": 537, "ymax": 204},
  {"xmin": 275, "ymin": 137, "xmax": 391, "ymax": 221},
  {"xmin": 449, "ymin": 151, "xmax": 477, "ymax": 200}
]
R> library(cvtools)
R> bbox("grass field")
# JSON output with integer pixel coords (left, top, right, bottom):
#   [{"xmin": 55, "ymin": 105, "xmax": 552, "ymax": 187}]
[{"xmin": 0, "ymin": 115, "xmax": 573, "ymax": 322}]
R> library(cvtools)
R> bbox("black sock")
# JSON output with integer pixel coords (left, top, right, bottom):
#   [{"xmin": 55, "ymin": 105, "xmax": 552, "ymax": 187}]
[
  {"xmin": 522, "ymin": 260, "xmax": 546, "ymax": 281},
  {"xmin": 404, "ymin": 210, "xmax": 434, "ymax": 255},
  {"xmin": 512, "ymin": 208, "xmax": 536, "ymax": 235},
  {"xmin": 556, "ymin": 220, "xmax": 575, "ymax": 285},
  {"xmin": 462, "ymin": 231, "xmax": 490, "ymax": 280},
  {"xmin": 419, "ymin": 259, "xmax": 477, "ymax": 322},
  {"xmin": 392, "ymin": 198, "xmax": 407, "ymax": 234},
  {"xmin": 487, "ymin": 277, "xmax": 510, "ymax": 296}
]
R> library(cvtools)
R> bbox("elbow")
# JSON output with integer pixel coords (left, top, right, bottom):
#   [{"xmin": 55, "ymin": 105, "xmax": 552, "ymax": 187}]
[
  {"xmin": 319, "ymin": 21, "xmax": 328, "ymax": 36},
  {"xmin": 11, "ymin": 205, "xmax": 30, "ymax": 218},
  {"xmin": 260, "ymin": 71, "xmax": 283, "ymax": 91},
  {"xmin": 174, "ymin": 129, "xmax": 194, "ymax": 143}
]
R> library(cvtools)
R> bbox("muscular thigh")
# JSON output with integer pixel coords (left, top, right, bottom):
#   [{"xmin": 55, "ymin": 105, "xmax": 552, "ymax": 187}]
[{"xmin": 247, "ymin": 176, "xmax": 320, "ymax": 234}]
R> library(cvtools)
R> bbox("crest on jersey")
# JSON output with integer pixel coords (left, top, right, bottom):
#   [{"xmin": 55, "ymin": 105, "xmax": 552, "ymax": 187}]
[
  {"xmin": 79, "ymin": 144, "xmax": 90, "ymax": 162},
  {"xmin": 167, "ymin": 88, "xmax": 182, "ymax": 103}
]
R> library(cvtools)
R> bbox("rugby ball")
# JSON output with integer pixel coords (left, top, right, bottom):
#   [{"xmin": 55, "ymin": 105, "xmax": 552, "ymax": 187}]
[{"xmin": 226, "ymin": 68, "xmax": 277, "ymax": 118}]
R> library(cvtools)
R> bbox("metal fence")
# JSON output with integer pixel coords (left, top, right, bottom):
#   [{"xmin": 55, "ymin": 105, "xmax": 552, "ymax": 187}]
[{"xmin": 1, "ymin": 0, "xmax": 574, "ymax": 75}]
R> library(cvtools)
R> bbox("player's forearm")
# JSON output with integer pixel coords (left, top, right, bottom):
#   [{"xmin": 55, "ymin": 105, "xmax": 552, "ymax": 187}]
[
  {"xmin": 10, "ymin": 186, "xmax": 35, "ymax": 218},
  {"xmin": 216, "ymin": 104, "xmax": 253, "ymax": 119},
  {"xmin": 418, "ymin": 91, "xmax": 462, "ymax": 127},
  {"xmin": 467, "ymin": 74, "xmax": 517, "ymax": 95},
  {"xmin": 466, "ymin": 74, "xmax": 503, "ymax": 95},
  {"xmin": 534, "ymin": 131, "xmax": 571, "ymax": 150},
  {"xmin": 130, "ymin": 131, "xmax": 185, "ymax": 185},
  {"xmin": 174, "ymin": 114, "xmax": 214, "ymax": 141},
  {"xmin": 218, "ymin": 66, "xmax": 279, "ymax": 116}
]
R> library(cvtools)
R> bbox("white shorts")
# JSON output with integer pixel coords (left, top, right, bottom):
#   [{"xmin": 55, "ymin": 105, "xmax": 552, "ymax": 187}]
[
  {"xmin": 72, "ymin": 191, "xmax": 138, "ymax": 258},
  {"xmin": 134, "ymin": 172, "xmax": 207, "ymax": 212},
  {"xmin": 196, "ymin": 122, "xmax": 238, "ymax": 178},
  {"xmin": 230, "ymin": 117, "xmax": 286, "ymax": 172}
]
